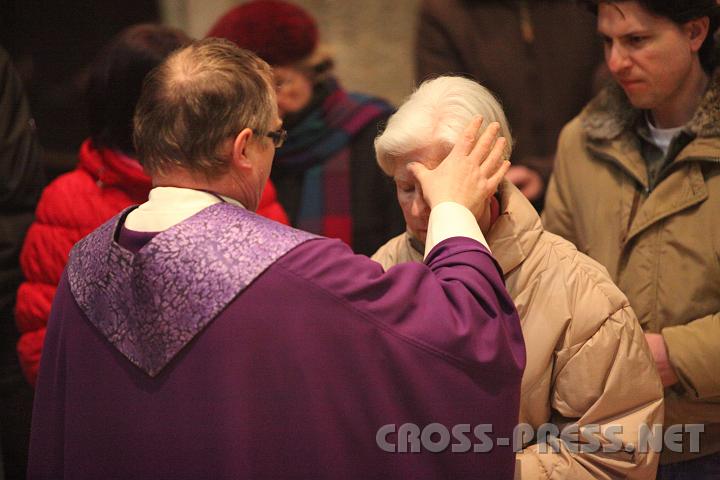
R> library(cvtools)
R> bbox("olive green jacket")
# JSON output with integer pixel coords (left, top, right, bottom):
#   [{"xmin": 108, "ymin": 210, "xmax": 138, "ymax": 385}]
[{"xmin": 544, "ymin": 71, "xmax": 720, "ymax": 464}]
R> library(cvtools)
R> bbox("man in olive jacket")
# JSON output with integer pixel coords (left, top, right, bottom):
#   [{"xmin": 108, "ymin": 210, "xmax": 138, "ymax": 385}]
[{"xmin": 544, "ymin": 0, "xmax": 720, "ymax": 473}]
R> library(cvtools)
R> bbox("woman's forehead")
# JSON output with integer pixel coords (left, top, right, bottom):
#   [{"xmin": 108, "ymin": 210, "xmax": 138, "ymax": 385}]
[{"xmin": 391, "ymin": 142, "xmax": 451, "ymax": 177}]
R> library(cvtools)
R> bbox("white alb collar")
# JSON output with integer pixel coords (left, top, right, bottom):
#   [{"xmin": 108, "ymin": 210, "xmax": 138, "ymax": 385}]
[{"xmin": 124, "ymin": 187, "xmax": 245, "ymax": 232}]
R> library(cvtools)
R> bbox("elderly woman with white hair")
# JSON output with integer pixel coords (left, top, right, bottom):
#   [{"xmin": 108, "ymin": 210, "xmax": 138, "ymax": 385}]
[{"xmin": 373, "ymin": 76, "xmax": 664, "ymax": 479}]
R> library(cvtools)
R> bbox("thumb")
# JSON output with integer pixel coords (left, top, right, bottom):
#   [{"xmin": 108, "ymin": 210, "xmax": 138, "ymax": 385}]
[{"xmin": 406, "ymin": 161, "xmax": 429, "ymax": 181}]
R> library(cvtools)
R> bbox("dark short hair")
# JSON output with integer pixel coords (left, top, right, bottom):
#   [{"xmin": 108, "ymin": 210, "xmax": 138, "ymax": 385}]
[
  {"xmin": 86, "ymin": 24, "xmax": 190, "ymax": 154},
  {"xmin": 133, "ymin": 38, "xmax": 275, "ymax": 178},
  {"xmin": 584, "ymin": 0, "xmax": 720, "ymax": 72}
]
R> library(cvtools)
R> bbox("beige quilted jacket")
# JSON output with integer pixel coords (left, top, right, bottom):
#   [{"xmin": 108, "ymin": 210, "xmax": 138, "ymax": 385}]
[{"xmin": 374, "ymin": 182, "xmax": 663, "ymax": 479}]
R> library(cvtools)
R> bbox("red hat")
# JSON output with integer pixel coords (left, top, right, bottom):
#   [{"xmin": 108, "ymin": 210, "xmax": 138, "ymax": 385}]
[{"xmin": 207, "ymin": 0, "xmax": 318, "ymax": 66}]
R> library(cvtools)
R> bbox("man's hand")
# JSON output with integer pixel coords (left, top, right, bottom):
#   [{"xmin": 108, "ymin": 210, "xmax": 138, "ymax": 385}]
[
  {"xmin": 407, "ymin": 116, "xmax": 510, "ymax": 219},
  {"xmin": 645, "ymin": 333, "xmax": 679, "ymax": 388},
  {"xmin": 506, "ymin": 165, "xmax": 544, "ymax": 201}
]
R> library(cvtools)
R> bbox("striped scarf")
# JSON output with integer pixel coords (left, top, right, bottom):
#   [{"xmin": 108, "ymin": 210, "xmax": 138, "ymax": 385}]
[{"xmin": 273, "ymin": 79, "xmax": 393, "ymax": 246}]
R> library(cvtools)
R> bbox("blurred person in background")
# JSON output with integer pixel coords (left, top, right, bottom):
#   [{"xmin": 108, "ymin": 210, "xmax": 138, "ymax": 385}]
[
  {"xmin": 373, "ymin": 76, "xmax": 663, "ymax": 479},
  {"xmin": 0, "ymin": 45, "xmax": 44, "ymax": 480},
  {"xmin": 14, "ymin": 25, "xmax": 190, "ymax": 387},
  {"xmin": 544, "ymin": 1, "xmax": 720, "ymax": 475},
  {"xmin": 415, "ymin": 0, "xmax": 603, "ymax": 209},
  {"xmin": 14, "ymin": 24, "xmax": 287, "ymax": 388},
  {"xmin": 208, "ymin": 0, "xmax": 404, "ymax": 255}
]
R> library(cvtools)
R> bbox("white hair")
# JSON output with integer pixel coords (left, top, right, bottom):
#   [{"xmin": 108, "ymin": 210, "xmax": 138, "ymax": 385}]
[{"xmin": 375, "ymin": 76, "xmax": 512, "ymax": 175}]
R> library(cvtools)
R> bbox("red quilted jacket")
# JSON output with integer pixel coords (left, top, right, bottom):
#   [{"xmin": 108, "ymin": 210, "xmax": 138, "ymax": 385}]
[{"xmin": 15, "ymin": 139, "xmax": 289, "ymax": 386}]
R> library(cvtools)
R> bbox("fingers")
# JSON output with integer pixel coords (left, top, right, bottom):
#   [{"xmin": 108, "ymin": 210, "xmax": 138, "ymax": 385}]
[
  {"xmin": 406, "ymin": 161, "xmax": 428, "ymax": 181},
  {"xmin": 469, "ymin": 122, "xmax": 501, "ymax": 164},
  {"xmin": 487, "ymin": 160, "xmax": 511, "ymax": 191},
  {"xmin": 451, "ymin": 116, "xmax": 484, "ymax": 157},
  {"xmin": 479, "ymin": 135, "xmax": 507, "ymax": 178},
  {"xmin": 481, "ymin": 135, "xmax": 510, "ymax": 194}
]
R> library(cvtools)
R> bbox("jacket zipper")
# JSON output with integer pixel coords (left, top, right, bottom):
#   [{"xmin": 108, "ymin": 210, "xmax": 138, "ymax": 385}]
[
  {"xmin": 615, "ymin": 188, "xmax": 641, "ymax": 278},
  {"xmin": 587, "ymin": 147, "xmax": 645, "ymax": 242},
  {"xmin": 622, "ymin": 189, "xmax": 641, "ymax": 245}
]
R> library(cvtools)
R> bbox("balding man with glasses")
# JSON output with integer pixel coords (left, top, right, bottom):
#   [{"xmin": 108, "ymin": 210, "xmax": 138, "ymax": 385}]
[{"xmin": 28, "ymin": 38, "xmax": 526, "ymax": 480}]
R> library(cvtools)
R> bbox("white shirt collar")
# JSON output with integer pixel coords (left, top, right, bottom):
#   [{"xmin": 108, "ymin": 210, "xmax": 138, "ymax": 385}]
[
  {"xmin": 124, "ymin": 187, "xmax": 245, "ymax": 232},
  {"xmin": 645, "ymin": 112, "xmax": 684, "ymax": 156}
]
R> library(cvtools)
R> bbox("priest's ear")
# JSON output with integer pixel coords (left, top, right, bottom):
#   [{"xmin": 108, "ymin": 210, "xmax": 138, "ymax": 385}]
[{"xmin": 231, "ymin": 128, "xmax": 255, "ymax": 171}]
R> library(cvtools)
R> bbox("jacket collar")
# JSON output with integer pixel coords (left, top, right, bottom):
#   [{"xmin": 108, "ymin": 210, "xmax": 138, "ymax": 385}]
[
  {"xmin": 578, "ymin": 73, "xmax": 717, "ymax": 244},
  {"xmin": 486, "ymin": 181, "xmax": 543, "ymax": 276},
  {"xmin": 78, "ymin": 138, "xmax": 152, "ymax": 200},
  {"xmin": 581, "ymin": 68, "xmax": 720, "ymax": 141}
]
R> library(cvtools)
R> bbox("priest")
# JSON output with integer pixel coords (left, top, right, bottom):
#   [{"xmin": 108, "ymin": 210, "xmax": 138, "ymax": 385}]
[{"xmin": 28, "ymin": 38, "xmax": 525, "ymax": 480}]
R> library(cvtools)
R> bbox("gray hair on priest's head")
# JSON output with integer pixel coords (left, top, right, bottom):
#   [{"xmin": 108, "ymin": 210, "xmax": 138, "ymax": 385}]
[
  {"xmin": 133, "ymin": 38, "xmax": 276, "ymax": 178},
  {"xmin": 374, "ymin": 76, "xmax": 513, "ymax": 176}
]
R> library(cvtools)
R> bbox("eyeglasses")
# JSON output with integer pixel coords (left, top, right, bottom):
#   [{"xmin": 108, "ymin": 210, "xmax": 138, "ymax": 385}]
[{"xmin": 254, "ymin": 128, "xmax": 287, "ymax": 148}]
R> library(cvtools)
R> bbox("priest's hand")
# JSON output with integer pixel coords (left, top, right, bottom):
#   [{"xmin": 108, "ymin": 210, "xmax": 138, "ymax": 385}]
[{"xmin": 407, "ymin": 116, "xmax": 510, "ymax": 220}]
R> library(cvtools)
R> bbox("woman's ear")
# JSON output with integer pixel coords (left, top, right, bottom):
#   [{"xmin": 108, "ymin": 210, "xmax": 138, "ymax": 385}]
[{"xmin": 231, "ymin": 128, "xmax": 254, "ymax": 171}]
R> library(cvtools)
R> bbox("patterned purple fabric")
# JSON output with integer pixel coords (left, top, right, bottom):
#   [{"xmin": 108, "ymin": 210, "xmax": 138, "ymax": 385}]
[{"xmin": 67, "ymin": 203, "xmax": 317, "ymax": 377}]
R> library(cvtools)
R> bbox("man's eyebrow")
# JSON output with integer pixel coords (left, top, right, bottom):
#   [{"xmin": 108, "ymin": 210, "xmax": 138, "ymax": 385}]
[
  {"xmin": 596, "ymin": 29, "xmax": 650, "ymax": 38},
  {"xmin": 621, "ymin": 29, "xmax": 652, "ymax": 38}
]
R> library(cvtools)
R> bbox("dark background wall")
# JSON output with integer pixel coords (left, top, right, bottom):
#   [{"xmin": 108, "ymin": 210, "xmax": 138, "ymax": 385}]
[
  {"xmin": 1, "ymin": 0, "xmax": 419, "ymax": 178},
  {"xmin": 1, "ymin": 0, "xmax": 161, "ymax": 178}
]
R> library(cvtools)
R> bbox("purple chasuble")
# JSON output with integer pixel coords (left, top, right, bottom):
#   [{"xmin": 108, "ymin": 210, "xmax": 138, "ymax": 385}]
[
  {"xmin": 66, "ymin": 203, "xmax": 316, "ymax": 377},
  {"xmin": 29, "ymin": 203, "xmax": 526, "ymax": 480}
]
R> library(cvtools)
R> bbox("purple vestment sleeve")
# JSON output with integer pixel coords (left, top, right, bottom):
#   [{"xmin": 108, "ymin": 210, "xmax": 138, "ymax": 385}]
[
  {"xmin": 30, "ymin": 228, "xmax": 524, "ymax": 479},
  {"xmin": 278, "ymin": 237, "xmax": 525, "ymax": 377}
]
